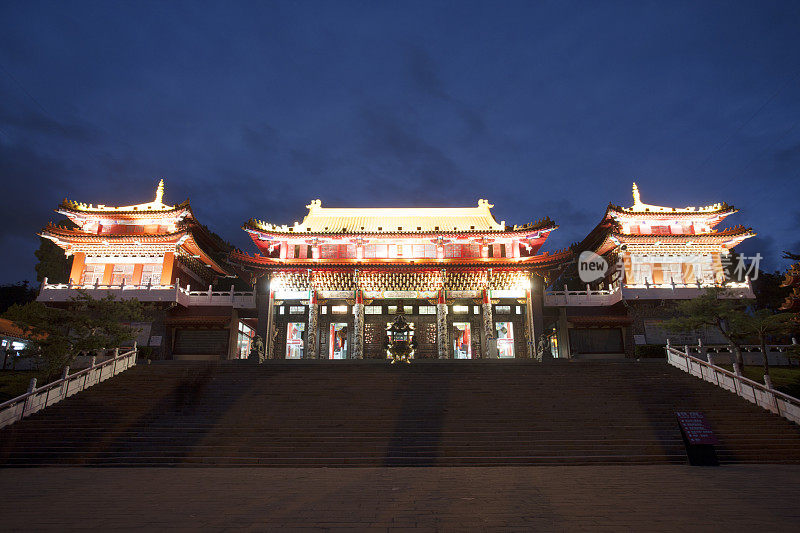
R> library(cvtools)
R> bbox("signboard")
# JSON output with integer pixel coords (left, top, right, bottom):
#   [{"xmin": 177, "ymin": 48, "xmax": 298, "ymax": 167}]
[
  {"xmin": 148, "ymin": 335, "xmax": 162, "ymax": 347},
  {"xmin": 491, "ymin": 289, "xmax": 525, "ymax": 298},
  {"xmin": 676, "ymin": 411, "xmax": 718, "ymax": 445},
  {"xmin": 319, "ymin": 290, "xmax": 354, "ymax": 299},
  {"xmin": 363, "ymin": 290, "xmax": 437, "ymax": 299},
  {"xmin": 447, "ymin": 290, "xmax": 480, "ymax": 299},
  {"xmin": 275, "ymin": 289, "xmax": 310, "ymax": 300}
]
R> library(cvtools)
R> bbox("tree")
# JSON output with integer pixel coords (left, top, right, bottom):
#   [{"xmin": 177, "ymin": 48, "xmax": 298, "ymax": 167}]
[
  {"xmin": 34, "ymin": 237, "xmax": 73, "ymax": 284},
  {"xmin": 0, "ymin": 281, "xmax": 37, "ymax": 313},
  {"xmin": 661, "ymin": 286, "xmax": 750, "ymax": 373},
  {"xmin": 736, "ymin": 309, "xmax": 796, "ymax": 382},
  {"xmin": 751, "ymin": 269, "xmax": 792, "ymax": 311},
  {"xmin": 3, "ymin": 291, "xmax": 148, "ymax": 379},
  {"xmin": 34, "ymin": 218, "xmax": 77, "ymax": 284}
]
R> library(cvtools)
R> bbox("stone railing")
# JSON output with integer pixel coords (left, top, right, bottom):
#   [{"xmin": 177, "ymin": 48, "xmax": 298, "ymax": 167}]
[
  {"xmin": 177, "ymin": 285, "xmax": 256, "ymax": 309},
  {"xmin": 545, "ymin": 279, "xmax": 753, "ymax": 306},
  {"xmin": 665, "ymin": 343, "xmax": 800, "ymax": 426},
  {"xmin": 0, "ymin": 346, "xmax": 138, "ymax": 429},
  {"xmin": 544, "ymin": 284, "xmax": 622, "ymax": 306},
  {"xmin": 38, "ymin": 278, "xmax": 256, "ymax": 309}
]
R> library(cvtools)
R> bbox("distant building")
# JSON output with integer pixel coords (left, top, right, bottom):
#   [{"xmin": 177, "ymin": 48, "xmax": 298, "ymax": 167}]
[{"xmin": 37, "ymin": 181, "xmax": 755, "ymax": 360}]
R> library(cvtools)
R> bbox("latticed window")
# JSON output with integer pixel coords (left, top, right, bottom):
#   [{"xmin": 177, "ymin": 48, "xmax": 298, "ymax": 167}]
[
  {"xmin": 412, "ymin": 244, "xmax": 436, "ymax": 258},
  {"xmin": 365, "ymin": 244, "xmax": 388, "ymax": 258},
  {"xmin": 141, "ymin": 264, "xmax": 162, "ymax": 285},
  {"xmin": 111, "ymin": 264, "xmax": 134, "ymax": 285},
  {"xmin": 444, "ymin": 244, "xmax": 462, "ymax": 258},
  {"xmin": 81, "ymin": 264, "xmax": 104, "ymax": 284},
  {"xmin": 651, "ymin": 226, "xmax": 672, "ymax": 235}
]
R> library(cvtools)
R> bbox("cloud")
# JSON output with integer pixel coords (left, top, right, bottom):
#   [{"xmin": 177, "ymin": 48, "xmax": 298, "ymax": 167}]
[
  {"xmin": 0, "ymin": 106, "xmax": 98, "ymax": 143},
  {"xmin": 406, "ymin": 47, "xmax": 488, "ymax": 137},
  {"xmin": 358, "ymin": 107, "xmax": 468, "ymax": 200},
  {"xmin": 775, "ymin": 141, "xmax": 800, "ymax": 162},
  {"xmin": 240, "ymin": 122, "xmax": 281, "ymax": 152}
]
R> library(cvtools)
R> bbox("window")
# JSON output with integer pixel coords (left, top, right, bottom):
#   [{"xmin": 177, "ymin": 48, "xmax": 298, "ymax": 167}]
[
  {"xmin": 403, "ymin": 306, "xmax": 413, "ymax": 314},
  {"xmin": 320, "ymin": 306, "xmax": 328, "ymax": 314},
  {"xmin": 495, "ymin": 305, "xmax": 511, "ymax": 314},
  {"xmin": 473, "ymin": 306, "xmax": 480, "ymax": 315},
  {"xmin": 387, "ymin": 305, "xmax": 398, "ymax": 314},
  {"xmin": 111, "ymin": 264, "xmax": 134, "ymax": 285},
  {"xmin": 516, "ymin": 306, "xmax": 522, "ymax": 315},
  {"xmin": 444, "ymin": 244, "xmax": 462, "ymax": 258},
  {"xmin": 365, "ymin": 306, "xmax": 382, "ymax": 314},
  {"xmin": 418, "ymin": 306, "xmax": 435, "ymax": 315},
  {"xmin": 651, "ymin": 226, "xmax": 671, "ymax": 235},
  {"xmin": 80, "ymin": 264, "xmax": 104, "ymax": 284},
  {"xmin": 365, "ymin": 244, "xmax": 389, "ymax": 258},
  {"xmin": 279, "ymin": 306, "xmax": 285, "ymax": 315},
  {"xmin": 412, "ymin": 244, "xmax": 436, "ymax": 258},
  {"xmin": 331, "ymin": 305, "xmax": 348, "ymax": 314},
  {"xmin": 320, "ymin": 244, "xmax": 356, "ymax": 258},
  {"xmin": 289, "ymin": 305, "xmax": 305, "ymax": 314},
  {"xmin": 452, "ymin": 305, "xmax": 469, "ymax": 314},
  {"xmin": 141, "ymin": 264, "xmax": 162, "ymax": 285}
]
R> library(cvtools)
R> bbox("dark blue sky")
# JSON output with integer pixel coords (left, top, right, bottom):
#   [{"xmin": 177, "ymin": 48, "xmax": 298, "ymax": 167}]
[{"xmin": 1, "ymin": 1, "xmax": 799, "ymax": 284}]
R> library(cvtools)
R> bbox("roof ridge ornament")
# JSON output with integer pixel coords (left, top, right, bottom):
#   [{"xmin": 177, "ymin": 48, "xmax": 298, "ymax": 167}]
[
  {"xmin": 632, "ymin": 182, "xmax": 642, "ymax": 208},
  {"xmin": 155, "ymin": 179, "xmax": 165, "ymax": 204}
]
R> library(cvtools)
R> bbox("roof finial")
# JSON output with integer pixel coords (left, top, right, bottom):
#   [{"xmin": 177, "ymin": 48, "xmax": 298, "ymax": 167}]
[
  {"xmin": 632, "ymin": 182, "xmax": 641, "ymax": 207},
  {"xmin": 155, "ymin": 179, "xmax": 165, "ymax": 204}
]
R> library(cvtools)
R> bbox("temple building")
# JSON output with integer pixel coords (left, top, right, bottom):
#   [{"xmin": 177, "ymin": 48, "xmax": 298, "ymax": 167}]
[
  {"xmin": 232, "ymin": 199, "xmax": 560, "ymax": 359},
  {"xmin": 37, "ymin": 181, "xmax": 756, "ymax": 360},
  {"xmin": 37, "ymin": 181, "xmax": 257, "ymax": 360},
  {"xmin": 542, "ymin": 183, "xmax": 755, "ymax": 356}
]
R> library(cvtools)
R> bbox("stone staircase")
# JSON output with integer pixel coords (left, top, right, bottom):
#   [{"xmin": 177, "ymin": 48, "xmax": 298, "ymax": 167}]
[{"xmin": 1, "ymin": 360, "xmax": 799, "ymax": 466}]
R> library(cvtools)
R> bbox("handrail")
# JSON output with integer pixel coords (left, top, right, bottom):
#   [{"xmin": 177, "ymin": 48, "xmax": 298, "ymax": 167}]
[
  {"xmin": 0, "ymin": 348, "xmax": 136, "ymax": 411},
  {"xmin": 0, "ymin": 347, "xmax": 138, "ymax": 428},
  {"xmin": 666, "ymin": 345, "xmax": 800, "ymax": 425}
]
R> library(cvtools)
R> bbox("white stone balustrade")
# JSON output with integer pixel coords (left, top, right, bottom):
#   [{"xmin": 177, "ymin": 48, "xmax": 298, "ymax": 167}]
[
  {"xmin": 0, "ymin": 347, "xmax": 138, "ymax": 428},
  {"xmin": 38, "ymin": 278, "xmax": 256, "ymax": 309},
  {"xmin": 665, "ymin": 343, "xmax": 800, "ymax": 426}
]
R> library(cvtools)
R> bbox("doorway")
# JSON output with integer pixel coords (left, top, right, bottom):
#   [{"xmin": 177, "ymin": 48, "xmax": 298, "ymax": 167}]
[{"xmin": 329, "ymin": 323, "xmax": 349, "ymax": 359}]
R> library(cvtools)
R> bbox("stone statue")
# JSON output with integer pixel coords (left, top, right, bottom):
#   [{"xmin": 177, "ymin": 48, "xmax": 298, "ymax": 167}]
[{"xmin": 250, "ymin": 335, "xmax": 265, "ymax": 363}]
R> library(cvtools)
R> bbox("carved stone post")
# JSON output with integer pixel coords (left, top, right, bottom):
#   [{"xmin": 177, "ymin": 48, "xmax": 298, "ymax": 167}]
[
  {"xmin": 482, "ymin": 288, "xmax": 494, "ymax": 358},
  {"xmin": 436, "ymin": 290, "xmax": 449, "ymax": 359},
  {"xmin": 265, "ymin": 288, "xmax": 276, "ymax": 360},
  {"xmin": 306, "ymin": 290, "xmax": 319, "ymax": 359},
  {"xmin": 353, "ymin": 290, "xmax": 364, "ymax": 359}
]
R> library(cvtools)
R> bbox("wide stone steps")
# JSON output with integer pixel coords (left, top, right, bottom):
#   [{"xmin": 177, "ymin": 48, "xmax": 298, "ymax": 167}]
[{"xmin": 2, "ymin": 360, "xmax": 799, "ymax": 466}]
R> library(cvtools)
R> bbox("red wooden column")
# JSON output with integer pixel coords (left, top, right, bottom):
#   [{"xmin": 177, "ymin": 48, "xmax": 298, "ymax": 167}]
[
  {"xmin": 69, "ymin": 252, "xmax": 86, "ymax": 284},
  {"xmin": 102, "ymin": 264, "xmax": 114, "ymax": 286},
  {"xmin": 132, "ymin": 264, "xmax": 144, "ymax": 285},
  {"xmin": 160, "ymin": 252, "xmax": 175, "ymax": 286}
]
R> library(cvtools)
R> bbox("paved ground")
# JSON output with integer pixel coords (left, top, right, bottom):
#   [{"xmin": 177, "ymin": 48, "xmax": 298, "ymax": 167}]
[{"xmin": 2, "ymin": 466, "xmax": 800, "ymax": 531}]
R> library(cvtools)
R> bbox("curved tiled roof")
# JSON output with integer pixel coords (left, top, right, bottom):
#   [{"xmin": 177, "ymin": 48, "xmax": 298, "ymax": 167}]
[{"xmin": 246, "ymin": 199, "xmax": 556, "ymax": 235}]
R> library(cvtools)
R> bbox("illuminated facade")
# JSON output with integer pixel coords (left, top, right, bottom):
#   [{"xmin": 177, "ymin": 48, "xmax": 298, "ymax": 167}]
[
  {"xmin": 233, "ymin": 200, "xmax": 561, "ymax": 359},
  {"xmin": 37, "ymin": 181, "xmax": 756, "ymax": 360},
  {"xmin": 38, "ymin": 182, "xmax": 256, "ymax": 360}
]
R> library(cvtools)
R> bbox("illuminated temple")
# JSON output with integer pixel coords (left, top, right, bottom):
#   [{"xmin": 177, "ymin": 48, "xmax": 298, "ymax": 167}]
[{"xmin": 38, "ymin": 181, "xmax": 755, "ymax": 360}]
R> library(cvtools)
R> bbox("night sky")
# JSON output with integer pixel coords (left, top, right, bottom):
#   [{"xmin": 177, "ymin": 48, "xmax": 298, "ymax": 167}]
[{"xmin": 1, "ymin": 1, "xmax": 799, "ymax": 284}]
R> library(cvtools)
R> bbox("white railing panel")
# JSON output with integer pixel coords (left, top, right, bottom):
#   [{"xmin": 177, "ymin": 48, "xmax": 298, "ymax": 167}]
[
  {"xmin": 666, "ymin": 344, "xmax": 800, "ymax": 426},
  {"xmin": 0, "ymin": 348, "xmax": 137, "ymax": 429}
]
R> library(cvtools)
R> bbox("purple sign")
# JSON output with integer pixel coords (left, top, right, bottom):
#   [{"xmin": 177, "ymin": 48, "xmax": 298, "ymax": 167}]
[{"xmin": 676, "ymin": 411, "xmax": 718, "ymax": 445}]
